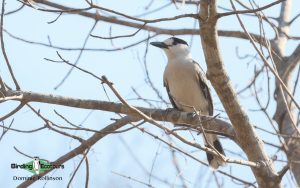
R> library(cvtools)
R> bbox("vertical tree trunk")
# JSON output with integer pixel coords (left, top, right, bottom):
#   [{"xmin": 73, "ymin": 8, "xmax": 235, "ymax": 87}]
[
  {"xmin": 199, "ymin": 0, "xmax": 282, "ymax": 187},
  {"xmin": 273, "ymin": 0, "xmax": 300, "ymax": 185}
]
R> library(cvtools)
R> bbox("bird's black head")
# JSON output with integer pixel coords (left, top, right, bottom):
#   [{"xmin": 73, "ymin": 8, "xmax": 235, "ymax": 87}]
[
  {"xmin": 33, "ymin": 157, "xmax": 39, "ymax": 161},
  {"xmin": 170, "ymin": 37, "xmax": 188, "ymax": 46}
]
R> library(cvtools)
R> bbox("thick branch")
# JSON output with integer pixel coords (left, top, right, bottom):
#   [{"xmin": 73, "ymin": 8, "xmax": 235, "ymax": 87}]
[
  {"xmin": 283, "ymin": 44, "xmax": 300, "ymax": 79},
  {"xmin": 18, "ymin": 115, "xmax": 136, "ymax": 187},
  {"xmin": 273, "ymin": 0, "xmax": 300, "ymax": 186},
  {"xmin": 276, "ymin": 0, "xmax": 291, "ymax": 56},
  {"xmin": 3, "ymin": 89, "xmax": 235, "ymax": 138},
  {"xmin": 30, "ymin": 0, "xmax": 266, "ymax": 45}
]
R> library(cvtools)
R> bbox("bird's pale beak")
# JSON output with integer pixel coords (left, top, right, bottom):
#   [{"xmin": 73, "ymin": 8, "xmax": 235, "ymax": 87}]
[{"xmin": 150, "ymin": 42, "xmax": 168, "ymax": 49}]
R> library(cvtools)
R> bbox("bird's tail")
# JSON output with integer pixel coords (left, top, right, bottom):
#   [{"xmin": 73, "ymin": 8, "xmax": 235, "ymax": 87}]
[{"xmin": 204, "ymin": 134, "xmax": 225, "ymax": 169}]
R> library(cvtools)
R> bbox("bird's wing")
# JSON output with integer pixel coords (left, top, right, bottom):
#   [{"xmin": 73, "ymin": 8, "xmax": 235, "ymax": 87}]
[
  {"xmin": 193, "ymin": 61, "xmax": 214, "ymax": 115},
  {"xmin": 163, "ymin": 79, "xmax": 179, "ymax": 109}
]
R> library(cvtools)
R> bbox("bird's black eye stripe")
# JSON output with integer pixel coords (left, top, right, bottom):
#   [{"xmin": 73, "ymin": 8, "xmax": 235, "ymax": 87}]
[{"xmin": 171, "ymin": 37, "xmax": 188, "ymax": 46}]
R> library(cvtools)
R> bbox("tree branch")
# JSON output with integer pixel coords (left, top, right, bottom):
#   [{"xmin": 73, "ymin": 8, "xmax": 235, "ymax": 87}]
[
  {"xmin": 18, "ymin": 115, "xmax": 136, "ymax": 187},
  {"xmin": 218, "ymin": 0, "xmax": 285, "ymax": 18},
  {"xmin": 283, "ymin": 44, "xmax": 300, "ymax": 79},
  {"xmin": 1, "ymin": 0, "xmax": 20, "ymax": 90},
  {"xmin": 29, "ymin": 0, "xmax": 267, "ymax": 46},
  {"xmin": 3, "ymin": 89, "xmax": 235, "ymax": 138}
]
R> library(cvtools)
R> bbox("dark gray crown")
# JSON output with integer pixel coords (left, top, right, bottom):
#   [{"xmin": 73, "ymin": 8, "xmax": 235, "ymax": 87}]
[{"xmin": 171, "ymin": 37, "xmax": 188, "ymax": 46}]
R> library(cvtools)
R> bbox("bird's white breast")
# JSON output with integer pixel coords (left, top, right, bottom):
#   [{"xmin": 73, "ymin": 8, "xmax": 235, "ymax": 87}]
[{"xmin": 164, "ymin": 60, "xmax": 210, "ymax": 115}]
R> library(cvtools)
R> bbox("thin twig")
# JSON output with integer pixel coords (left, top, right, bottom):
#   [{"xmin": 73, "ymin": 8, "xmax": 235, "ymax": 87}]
[
  {"xmin": 218, "ymin": 0, "xmax": 285, "ymax": 18},
  {"xmin": 47, "ymin": 12, "xmax": 63, "ymax": 24},
  {"xmin": 54, "ymin": 21, "xmax": 98, "ymax": 90},
  {"xmin": 0, "ymin": 102, "xmax": 25, "ymax": 121},
  {"xmin": 0, "ymin": 120, "xmax": 13, "ymax": 141},
  {"xmin": 112, "ymin": 171, "xmax": 155, "ymax": 188},
  {"xmin": 14, "ymin": 146, "xmax": 33, "ymax": 159},
  {"xmin": 84, "ymin": 156, "xmax": 89, "ymax": 188},
  {"xmin": 141, "ymin": 128, "xmax": 256, "ymax": 187},
  {"xmin": 230, "ymin": 0, "xmax": 300, "ymax": 113},
  {"xmin": 91, "ymin": 23, "xmax": 146, "ymax": 40},
  {"xmin": 18, "ymin": 116, "xmax": 136, "ymax": 187},
  {"xmin": 0, "ymin": 121, "xmax": 45, "ymax": 133},
  {"xmin": 0, "ymin": 0, "xmax": 20, "ymax": 90},
  {"xmin": 67, "ymin": 148, "xmax": 90, "ymax": 187}
]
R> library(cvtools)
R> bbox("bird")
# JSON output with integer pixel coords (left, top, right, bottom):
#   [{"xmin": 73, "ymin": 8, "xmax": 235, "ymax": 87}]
[
  {"xmin": 32, "ymin": 157, "xmax": 41, "ymax": 175},
  {"xmin": 150, "ymin": 37, "xmax": 225, "ymax": 169}
]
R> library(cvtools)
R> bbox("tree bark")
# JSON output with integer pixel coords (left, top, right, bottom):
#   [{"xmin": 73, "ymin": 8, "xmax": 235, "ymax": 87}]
[
  {"xmin": 273, "ymin": 0, "xmax": 300, "ymax": 185},
  {"xmin": 4, "ymin": 89, "xmax": 235, "ymax": 138},
  {"xmin": 199, "ymin": 0, "xmax": 281, "ymax": 187}
]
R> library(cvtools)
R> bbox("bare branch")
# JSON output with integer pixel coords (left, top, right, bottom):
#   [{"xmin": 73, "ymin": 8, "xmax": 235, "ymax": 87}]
[
  {"xmin": 4, "ymin": 3, "xmax": 25, "ymax": 15},
  {"xmin": 91, "ymin": 23, "xmax": 146, "ymax": 40},
  {"xmin": 14, "ymin": 146, "xmax": 33, "ymax": 159},
  {"xmin": 278, "ymin": 165, "xmax": 289, "ymax": 181},
  {"xmin": 6, "ymin": 28, "xmax": 157, "ymax": 52},
  {"xmin": 18, "ymin": 115, "xmax": 136, "ymax": 187},
  {"xmin": 67, "ymin": 149, "xmax": 90, "ymax": 187},
  {"xmin": 112, "ymin": 171, "xmax": 155, "ymax": 188},
  {"xmin": 54, "ymin": 21, "xmax": 98, "ymax": 90},
  {"xmin": 1, "ymin": 0, "xmax": 20, "ymax": 90},
  {"xmin": 3, "ymin": 89, "xmax": 235, "ymax": 138},
  {"xmin": 47, "ymin": 11, "xmax": 62, "ymax": 24},
  {"xmin": 30, "ymin": 0, "xmax": 271, "ymax": 46},
  {"xmin": 0, "ymin": 122, "xmax": 45, "ymax": 133},
  {"xmin": 0, "ymin": 101, "xmax": 25, "ymax": 120},
  {"xmin": 32, "ymin": 0, "xmax": 197, "ymax": 23},
  {"xmin": 218, "ymin": 0, "xmax": 285, "ymax": 18},
  {"xmin": 141, "ymin": 127, "xmax": 257, "ymax": 187},
  {"xmin": 0, "ymin": 120, "xmax": 13, "ymax": 141},
  {"xmin": 84, "ymin": 155, "xmax": 89, "ymax": 188},
  {"xmin": 230, "ymin": 1, "xmax": 300, "ymax": 113},
  {"xmin": 288, "ymin": 13, "xmax": 300, "ymax": 25},
  {"xmin": 283, "ymin": 44, "xmax": 300, "ymax": 79}
]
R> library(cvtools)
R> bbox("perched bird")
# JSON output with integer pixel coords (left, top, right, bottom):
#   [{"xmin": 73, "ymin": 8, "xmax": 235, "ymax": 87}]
[
  {"xmin": 150, "ymin": 37, "xmax": 225, "ymax": 169},
  {"xmin": 32, "ymin": 157, "xmax": 41, "ymax": 175}
]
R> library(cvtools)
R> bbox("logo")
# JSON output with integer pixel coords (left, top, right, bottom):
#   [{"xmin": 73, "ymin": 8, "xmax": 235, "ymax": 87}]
[{"xmin": 11, "ymin": 156, "xmax": 64, "ymax": 181}]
